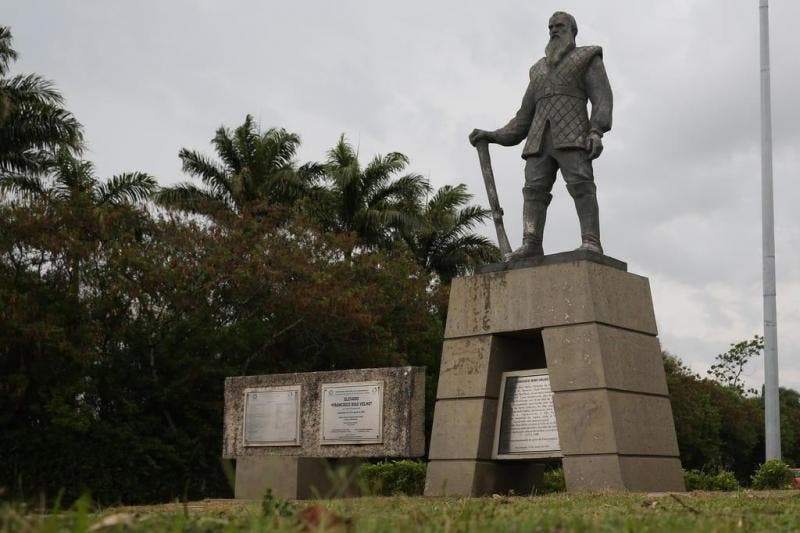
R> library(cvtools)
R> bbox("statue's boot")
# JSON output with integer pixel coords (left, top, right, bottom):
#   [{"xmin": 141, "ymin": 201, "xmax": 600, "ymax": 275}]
[
  {"xmin": 506, "ymin": 196, "xmax": 547, "ymax": 261},
  {"xmin": 573, "ymin": 192, "xmax": 603, "ymax": 254}
]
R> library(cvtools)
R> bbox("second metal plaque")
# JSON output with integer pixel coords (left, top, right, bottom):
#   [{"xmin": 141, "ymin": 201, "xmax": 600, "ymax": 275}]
[
  {"xmin": 320, "ymin": 381, "xmax": 383, "ymax": 445},
  {"xmin": 242, "ymin": 385, "xmax": 301, "ymax": 447},
  {"xmin": 492, "ymin": 369, "xmax": 562, "ymax": 460}
]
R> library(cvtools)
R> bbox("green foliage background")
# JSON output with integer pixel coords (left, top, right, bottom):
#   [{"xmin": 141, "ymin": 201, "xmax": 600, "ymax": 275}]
[
  {"xmin": 0, "ymin": 202, "xmax": 443, "ymax": 504},
  {"xmin": 664, "ymin": 352, "xmax": 800, "ymax": 484}
]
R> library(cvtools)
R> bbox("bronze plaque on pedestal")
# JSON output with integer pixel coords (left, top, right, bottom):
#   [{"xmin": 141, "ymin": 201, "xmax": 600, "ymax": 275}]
[{"xmin": 493, "ymin": 369, "xmax": 561, "ymax": 459}]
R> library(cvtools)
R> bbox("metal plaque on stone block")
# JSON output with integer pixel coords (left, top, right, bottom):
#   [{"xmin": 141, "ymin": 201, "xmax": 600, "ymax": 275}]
[
  {"xmin": 492, "ymin": 369, "xmax": 562, "ymax": 459},
  {"xmin": 320, "ymin": 381, "xmax": 383, "ymax": 445},
  {"xmin": 242, "ymin": 385, "xmax": 301, "ymax": 447}
]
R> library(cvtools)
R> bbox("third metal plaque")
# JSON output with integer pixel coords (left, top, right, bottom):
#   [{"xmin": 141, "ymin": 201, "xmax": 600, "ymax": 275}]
[{"xmin": 493, "ymin": 369, "xmax": 561, "ymax": 459}]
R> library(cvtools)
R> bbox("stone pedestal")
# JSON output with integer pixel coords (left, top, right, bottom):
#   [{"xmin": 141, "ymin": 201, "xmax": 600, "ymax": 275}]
[
  {"xmin": 424, "ymin": 254, "xmax": 685, "ymax": 496},
  {"xmin": 235, "ymin": 456, "xmax": 361, "ymax": 500}
]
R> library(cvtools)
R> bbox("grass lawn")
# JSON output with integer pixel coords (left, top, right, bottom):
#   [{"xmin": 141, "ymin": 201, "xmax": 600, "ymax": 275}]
[{"xmin": 2, "ymin": 491, "xmax": 800, "ymax": 532}]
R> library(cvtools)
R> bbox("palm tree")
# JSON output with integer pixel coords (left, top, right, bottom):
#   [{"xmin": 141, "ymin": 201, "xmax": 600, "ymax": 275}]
[
  {"xmin": 315, "ymin": 135, "xmax": 430, "ymax": 254},
  {"xmin": 0, "ymin": 150, "xmax": 156, "ymax": 206},
  {"xmin": 0, "ymin": 26, "xmax": 83, "ymax": 176},
  {"xmin": 156, "ymin": 115, "xmax": 322, "ymax": 218},
  {"xmin": 402, "ymin": 184, "xmax": 500, "ymax": 284}
]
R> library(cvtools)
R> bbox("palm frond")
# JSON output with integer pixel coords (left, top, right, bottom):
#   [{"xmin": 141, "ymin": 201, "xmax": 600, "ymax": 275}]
[
  {"xmin": 259, "ymin": 168, "xmax": 307, "ymax": 204},
  {"xmin": 452, "ymin": 205, "xmax": 492, "ymax": 232},
  {"xmin": 362, "ymin": 206, "xmax": 418, "ymax": 234},
  {"xmin": 233, "ymin": 115, "xmax": 259, "ymax": 165},
  {"xmin": 0, "ymin": 104, "xmax": 83, "ymax": 153},
  {"xmin": 365, "ymin": 152, "xmax": 409, "ymax": 179},
  {"xmin": 427, "ymin": 184, "xmax": 471, "ymax": 215},
  {"xmin": 211, "ymin": 125, "xmax": 241, "ymax": 174},
  {"xmin": 362, "ymin": 152, "xmax": 409, "ymax": 197},
  {"xmin": 433, "ymin": 207, "xmax": 492, "ymax": 260},
  {"xmin": 439, "ymin": 234, "xmax": 499, "ymax": 258},
  {"xmin": 1, "ymin": 73, "xmax": 64, "ymax": 107},
  {"xmin": 367, "ymin": 172, "xmax": 430, "ymax": 209},
  {"xmin": 297, "ymin": 162, "xmax": 325, "ymax": 185},
  {"xmin": 326, "ymin": 134, "xmax": 358, "ymax": 169},
  {"xmin": 155, "ymin": 183, "xmax": 233, "ymax": 216},
  {"xmin": 178, "ymin": 148, "xmax": 231, "ymax": 197},
  {"xmin": 262, "ymin": 127, "xmax": 301, "ymax": 170},
  {"xmin": 0, "ymin": 26, "xmax": 18, "ymax": 77},
  {"xmin": 433, "ymin": 234, "xmax": 501, "ymax": 282},
  {"xmin": 0, "ymin": 148, "xmax": 50, "ymax": 175},
  {"xmin": 50, "ymin": 152, "xmax": 96, "ymax": 200},
  {"xmin": 94, "ymin": 172, "xmax": 157, "ymax": 205},
  {"xmin": 0, "ymin": 173, "xmax": 45, "ymax": 198}
]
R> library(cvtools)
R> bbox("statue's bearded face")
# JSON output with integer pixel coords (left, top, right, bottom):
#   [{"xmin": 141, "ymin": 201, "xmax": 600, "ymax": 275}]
[{"xmin": 545, "ymin": 14, "xmax": 576, "ymax": 65}]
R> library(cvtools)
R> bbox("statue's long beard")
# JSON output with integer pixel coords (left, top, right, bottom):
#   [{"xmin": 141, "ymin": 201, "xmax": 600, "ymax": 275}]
[{"xmin": 545, "ymin": 34, "xmax": 575, "ymax": 65}]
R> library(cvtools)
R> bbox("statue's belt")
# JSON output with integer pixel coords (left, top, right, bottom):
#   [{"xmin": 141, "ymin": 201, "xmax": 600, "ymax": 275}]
[{"xmin": 534, "ymin": 86, "xmax": 586, "ymax": 100}]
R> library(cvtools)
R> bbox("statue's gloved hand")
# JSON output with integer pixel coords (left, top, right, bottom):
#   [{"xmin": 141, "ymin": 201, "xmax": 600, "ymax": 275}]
[
  {"xmin": 586, "ymin": 131, "xmax": 604, "ymax": 159},
  {"xmin": 469, "ymin": 129, "xmax": 494, "ymax": 147}
]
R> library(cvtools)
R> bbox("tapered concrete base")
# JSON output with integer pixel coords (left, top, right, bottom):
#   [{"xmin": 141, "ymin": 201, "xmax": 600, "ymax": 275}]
[
  {"xmin": 425, "ymin": 460, "xmax": 544, "ymax": 496},
  {"xmin": 235, "ymin": 456, "xmax": 361, "ymax": 500},
  {"xmin": 424, "ymin": 254, "xmax": 685, "ymax": 495},
  {"xmin": 562, "ymin": 455, "xmax": 685, "ymax": 492}
]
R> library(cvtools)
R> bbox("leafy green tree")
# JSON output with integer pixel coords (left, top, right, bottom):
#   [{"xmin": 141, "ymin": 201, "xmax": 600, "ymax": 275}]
[
  {"xmin": 401, "ymin": 183, "xmax": 500, "ymax": 284},
  {"xmin": 0, "ymin": 199, "xmax": 442, "ymax": 504},
  {"xmin": 779, "ymin": 387, "xmax": 800, "ymax": 468},
  {"xmin": 664, "ymin": 351, "xmax": 764, "ymax": 483},
  {"xmin": 156, "ymin": 115, "xmax": 322, "ymax": 217},
  {"xmin": 0, "ymin": 26, "xmax": 83, "ymax": 176},
  {"xmin": 664, "ymin": 352, "xmax": 723, "ymax": 470},
  {"xmin": 707, "ymin": 335, "xmax": 763, "ymax": 395},
  {"xmin": 314, "ymin": 135, "xmax": 430, "ymax": 254}
]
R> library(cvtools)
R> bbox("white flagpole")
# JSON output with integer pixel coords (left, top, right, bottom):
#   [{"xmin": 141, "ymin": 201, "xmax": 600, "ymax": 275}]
[{"xmin": 759, "ymin": 0, "xmax": 781, "ymax": 461}]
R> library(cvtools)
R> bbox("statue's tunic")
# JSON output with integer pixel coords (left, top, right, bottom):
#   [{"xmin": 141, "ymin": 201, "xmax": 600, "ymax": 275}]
[{"xmin": 492, "ymin": 46, "xmax": 613, "ymax": 157}]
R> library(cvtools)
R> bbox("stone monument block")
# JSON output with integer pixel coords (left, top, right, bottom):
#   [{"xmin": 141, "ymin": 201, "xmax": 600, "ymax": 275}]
[
  {"xmin": 552, "ymin": 390, "xmax": 679, "ymax": 456},
  {"xmin": 562, "ymin": 455, "xmax": 685, "ymax": 492},
  {"xmin": 424, "ymin": 255, "xmax": 685, "ymax": 496},
  {"xmin": 543, "ymin": 323, "xmax": 669, "ymax": 395},
  {"xmin": 444, "ymin": 260, "xmax": 658, "ymax": 338},
  {"xmin": 428, "ymin": 398, "xmax": 497, "ymax": 460},
  {"xmin": 425, "ymin": 460, "xmax": 544, "ymax": 497},
  {"xmin": 224, "ymin": 366, "xmax": 425, "ymax": 499}
]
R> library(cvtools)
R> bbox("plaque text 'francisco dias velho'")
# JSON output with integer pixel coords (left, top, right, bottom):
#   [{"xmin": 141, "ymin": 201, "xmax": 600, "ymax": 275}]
[{"xmin": 320, "ymin": 380, "xmax": 384, "ymax": 445}]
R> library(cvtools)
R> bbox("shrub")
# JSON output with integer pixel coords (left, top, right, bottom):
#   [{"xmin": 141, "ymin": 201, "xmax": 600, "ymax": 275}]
[
  {"xmin": 357, "ymin": 460, "xmax": 426, "ymax": 496},
  {"xmin": 751, "ymin": 459, "xmax": 795, "ymax": 490},
  {"xmin": 538, "ymin": 468, "xmax": 566, "ymax": 494},
  {"xmin": 261, "ymin": 488, "xmax": 294, "ymax": 518},
  {"xmin": 683, "ymin": 469, "xmax": 740, "ymax": 491}
]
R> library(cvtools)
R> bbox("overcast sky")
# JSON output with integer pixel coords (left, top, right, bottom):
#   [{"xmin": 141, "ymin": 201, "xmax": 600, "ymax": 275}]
[{"xmin": 6, "ymin": 0, "xmax": 799, "ymax": 391}]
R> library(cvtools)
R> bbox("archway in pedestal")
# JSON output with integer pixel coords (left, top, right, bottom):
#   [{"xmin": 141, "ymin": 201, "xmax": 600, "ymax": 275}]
[{"xmin": 489, "ymin": 330, "xmax": 563, "ymax": 495}]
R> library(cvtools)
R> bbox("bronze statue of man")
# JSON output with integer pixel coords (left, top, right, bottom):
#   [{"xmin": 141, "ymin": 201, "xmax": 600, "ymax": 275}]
[{"xmin": 470, "ymin": 11, "xmax": 613, "ymax": 259}]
